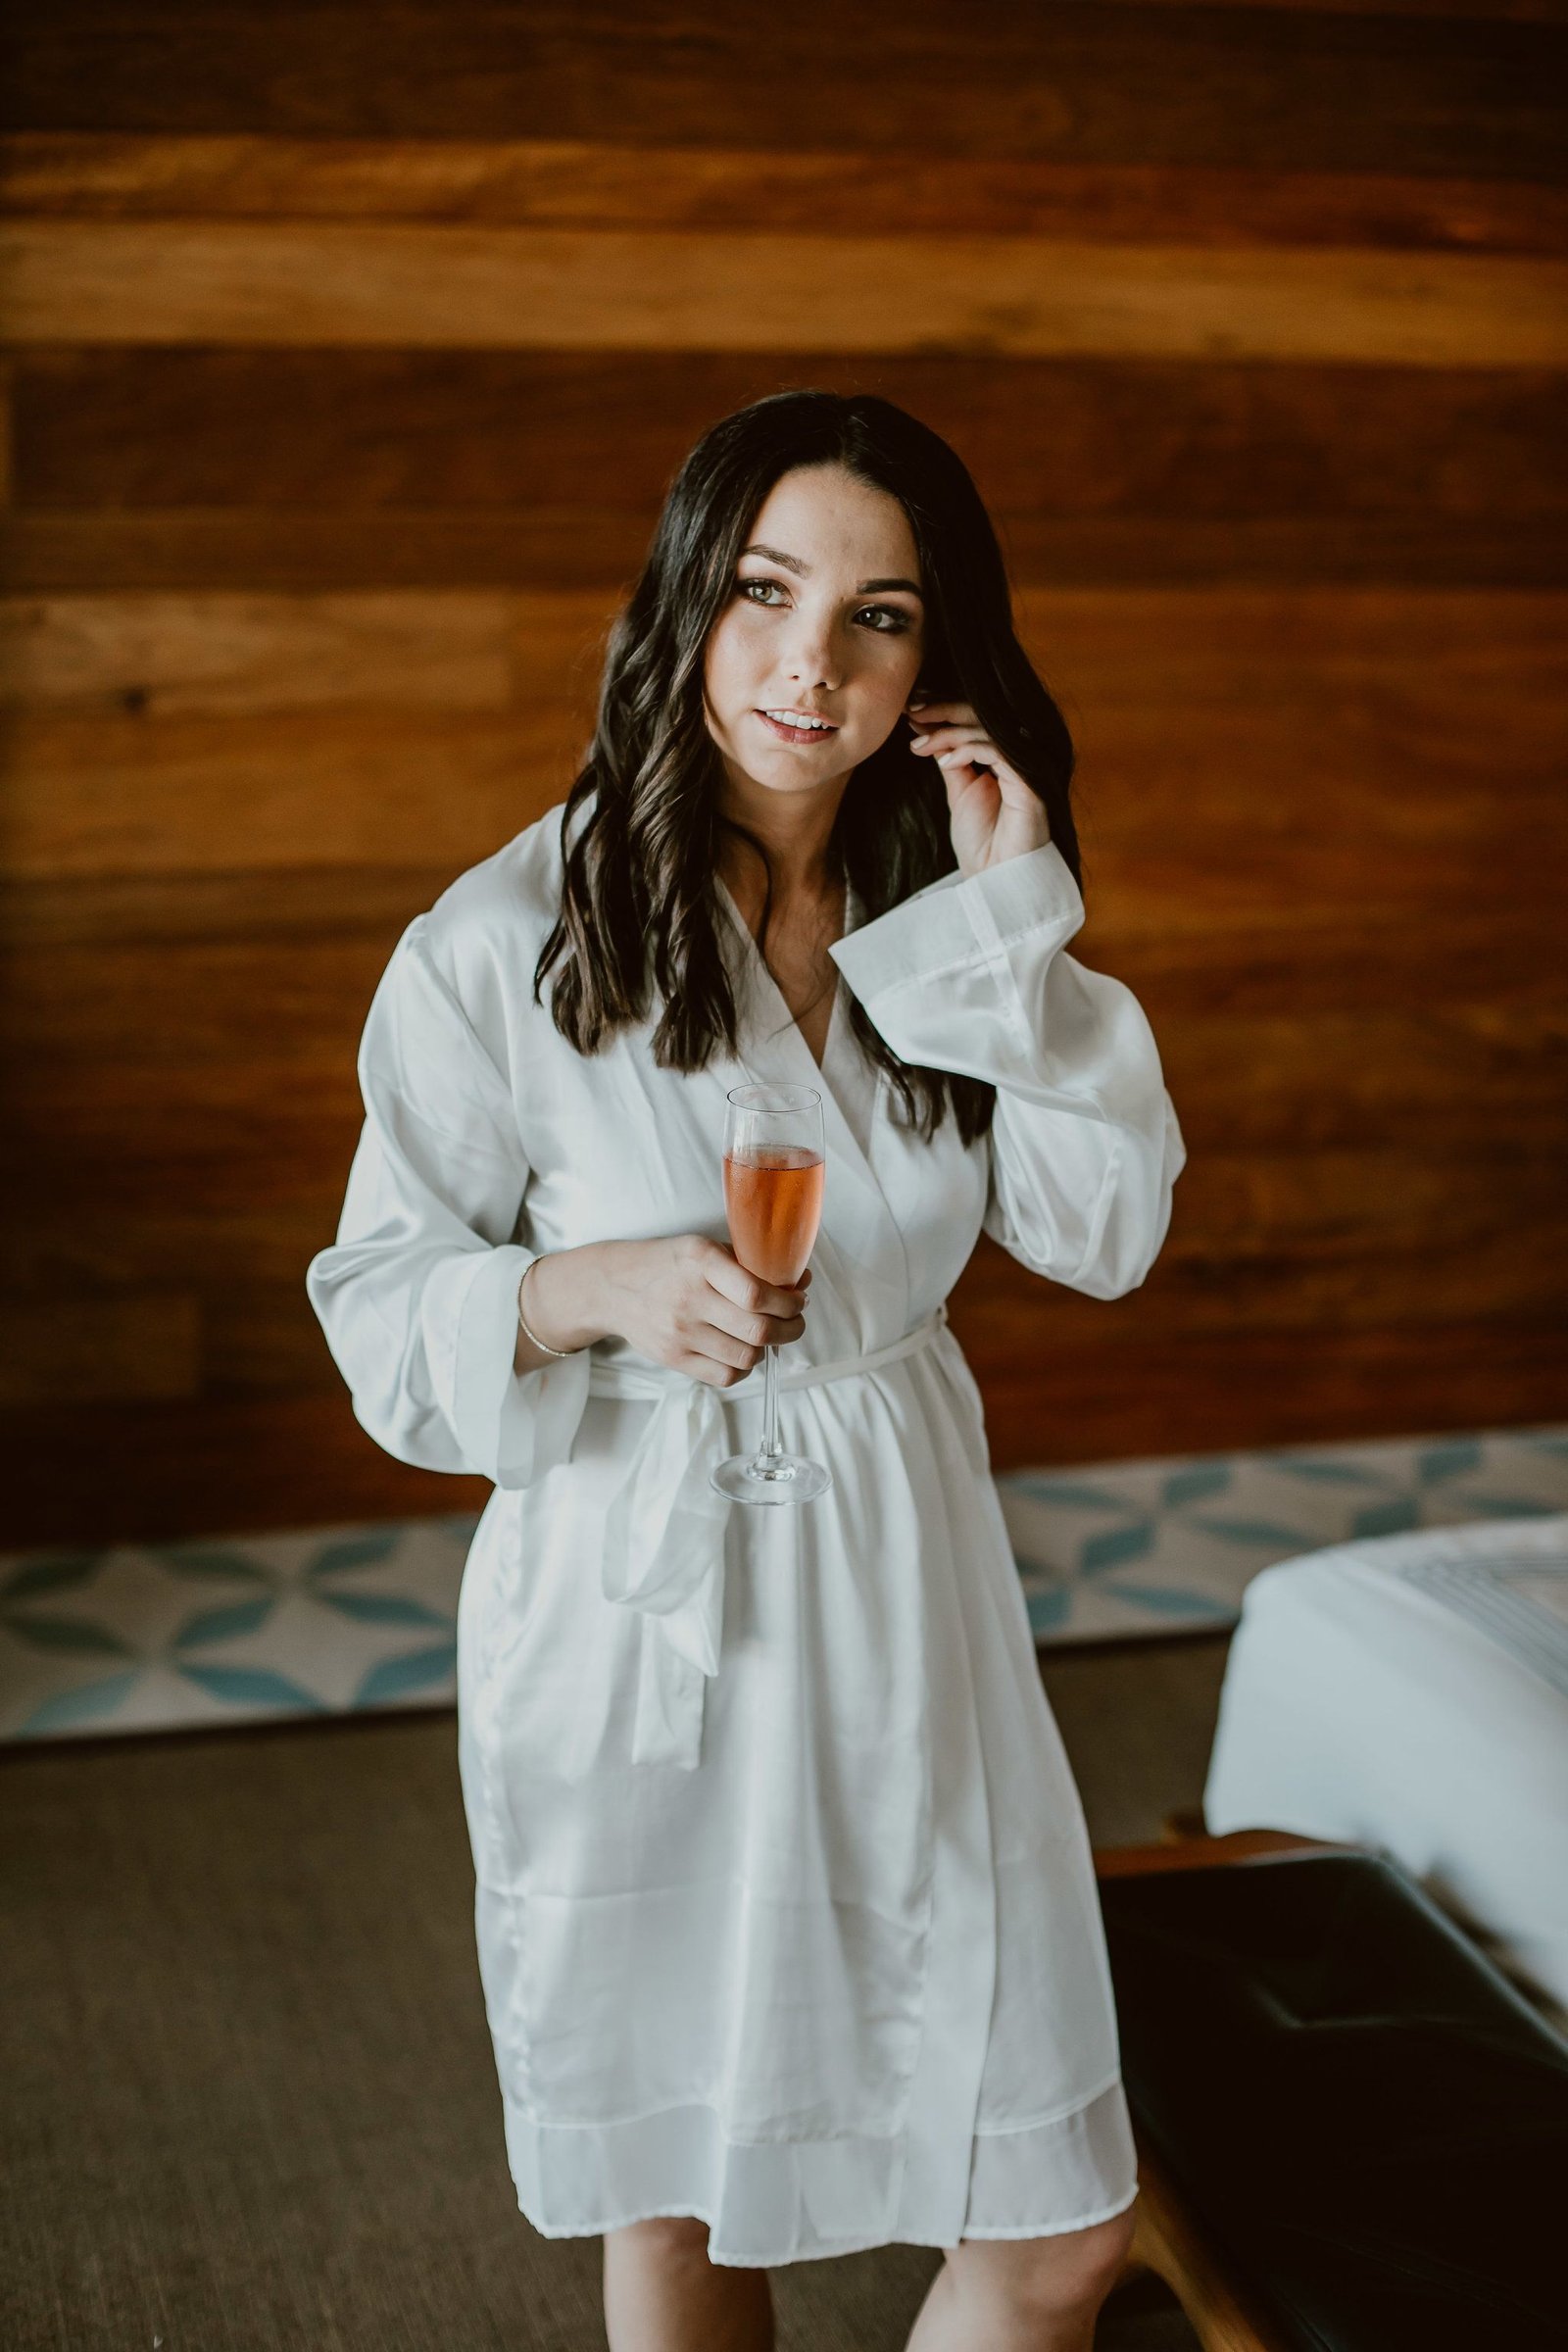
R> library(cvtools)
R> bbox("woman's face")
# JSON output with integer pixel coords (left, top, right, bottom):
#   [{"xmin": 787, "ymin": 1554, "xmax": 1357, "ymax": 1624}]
[{"xmin": 703, "ymin": 463, "xmax": 925, "ymax": 808}]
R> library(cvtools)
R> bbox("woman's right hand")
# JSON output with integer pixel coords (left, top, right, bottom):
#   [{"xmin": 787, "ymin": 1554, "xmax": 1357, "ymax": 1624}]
[{"xmin": 597, "ymin": 1236, "xmax": 810, "ymax": 1388}]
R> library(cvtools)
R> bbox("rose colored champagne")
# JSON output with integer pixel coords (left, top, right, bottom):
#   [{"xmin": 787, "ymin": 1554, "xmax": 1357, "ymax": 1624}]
[{"xmin": 723, "ymin": 1145, "xmax": 825, "ymax": 1287}]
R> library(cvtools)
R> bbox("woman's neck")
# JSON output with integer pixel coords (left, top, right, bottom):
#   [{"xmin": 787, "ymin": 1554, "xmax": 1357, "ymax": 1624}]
[{"xmin": 714, "ymin": 775, "xmax": 848, "ymax": 908}]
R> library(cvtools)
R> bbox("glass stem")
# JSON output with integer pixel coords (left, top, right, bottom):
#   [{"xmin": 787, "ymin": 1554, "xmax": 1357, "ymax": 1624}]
[{"xmin": 756, "ymin": 1343, "xmax": 784, "ymax": 1472}]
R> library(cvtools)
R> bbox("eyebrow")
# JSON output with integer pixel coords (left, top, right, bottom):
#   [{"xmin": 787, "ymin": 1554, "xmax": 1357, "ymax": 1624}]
[{"xmin": 741, "ymin": 544, "xmax": 923, "ymax": 598}]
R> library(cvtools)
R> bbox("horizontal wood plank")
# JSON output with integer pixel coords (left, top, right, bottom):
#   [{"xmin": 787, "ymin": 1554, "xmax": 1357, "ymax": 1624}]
[
  {"xmin": 5, "ymin": 6, "xmax": 1562, "ymax": 180},
  {"xmin": 6, "ymin": 222, "xmax": 1567, "ymax": 365},
  {"xmin": 2, "ymin": 1149, "xmax": 1557, "ymax": 1300},
  {"xmin": 0, "ymin": 1292, "xmax": 200, "ymax": 1406},
  {"xmin": 1, "ymin": 710, "xmax": 583, "ymax": 875},
  {"xmin": 0, "ymin": 865, "xmax": 456, "ymax": 947},
  {"xmin": 14, "ymin": 350, "xmax": 1565, "ymax": 525},
  {"xmin": 6, "ymin": 583, "xmax": 1561, "ymax": 880},
  {"xmin": 4, "ymin": 999, "xmax": 1562, "ymax": 1158},
  {"xmin": 8, "ymin": 509, "xmax": 1562, "ymax": 596},
  {"xmin": 4, "ymin": 580, "xmax": 1562, "ymax": 714},
  {"xmin": 0, "ymin": 1393, "xmax": 495, "ymax": 1549},
  {"xmin": 6, "ymin": 712, "xmax": 1560, "ymax": 890},
  {"xmin": 7, "ymin": 903, "xmax": 1566, "ymax": 1060},
  {"xmin": 973, "ymin": 1319, "xmax": 1568, "ymax": 1471},
  {"xmin": 0, "ymin": 590, "xmax": 521, "ymax": 713},
  {"xmin": 0, "ymin": 590, "xmax": 610, "ymax": 714},
  {"xmin": 5, "ymin": 133, "xmax": 1565, "ymax": 254}
]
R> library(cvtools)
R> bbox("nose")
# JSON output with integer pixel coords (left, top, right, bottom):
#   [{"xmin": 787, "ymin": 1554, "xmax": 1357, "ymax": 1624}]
[{"xmin": 783, "ymin": 610, "xmax": 841, "ymax": 693}]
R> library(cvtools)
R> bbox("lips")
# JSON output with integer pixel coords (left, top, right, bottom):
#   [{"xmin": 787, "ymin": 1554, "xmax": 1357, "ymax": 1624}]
[{"xmin": 757, "ymin": 709, "xmax": 840, "ymax": 746}]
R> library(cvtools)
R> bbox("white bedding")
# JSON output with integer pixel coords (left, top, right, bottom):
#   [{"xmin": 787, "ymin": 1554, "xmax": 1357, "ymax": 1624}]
[{"xmin": 1203, "ymin": 1513, "xmax": 1568, "ymax": 2025}]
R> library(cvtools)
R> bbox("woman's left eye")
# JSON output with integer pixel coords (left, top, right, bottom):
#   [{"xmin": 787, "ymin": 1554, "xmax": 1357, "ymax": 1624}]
[{"xmin": 857, "ymin": 605, "xmax": 910, "ymax": 633}]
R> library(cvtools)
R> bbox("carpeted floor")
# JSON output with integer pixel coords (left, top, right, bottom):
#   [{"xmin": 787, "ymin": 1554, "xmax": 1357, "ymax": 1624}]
[{"xmin": 1, "ymin": 1641, "xmax": 1228, "ymax": 2349}]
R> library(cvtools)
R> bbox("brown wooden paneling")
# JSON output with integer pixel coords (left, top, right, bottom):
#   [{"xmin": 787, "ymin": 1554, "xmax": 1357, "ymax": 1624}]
[
  {"xmin": 6, "ymin": 590, "xmax": 1561, "ymax": 897},
  {"xmin": 5, "ymin": 7, "xmax": 1563, "ymax": 179},
  {"xmin": 7, "ymin": 582, "xmax": 1562, "ymax": 705},
  {"xmin": 10, "ymin": 509, "xmax": 1563, "ymax": 595},
  {"xmin": 6, "ymin": 133, "xmax": 1565, "ymax": 254},
  {"xmin": 15, "ymin": 351, "xmax": 1564, "ymax": 522},
  {"xmin": 0, "ymin": 864, "xmax": 454, "ymax": 948},
  {"xmin": 4, "ymin": 1149, "xmax": 1557, "ymax": 1314},
  {"xmin": 7, "ymin": 221, "xmax": 1567, "ymax": 364},
  {"xmin": 0, "ymin": 1196, "xmax": 347, "ymax": 1297},
  {"xmin": 0, "ymin": 591, "xmax": 617, "ymax": 709},
  {"xmin": 0, "ymin": 1395, "xmax": 496, "ymax": 1549},
  {"xmin": 974, "ymin": 1319, "xmax": 1568, "ymax": 1471},
  {"xmin": 1, "ymin": 710, "xmax": 584, "ymax": 876},
  {"xmin": 1113, "ymin": 0, "xmax": 1567, "ymax": 18},
  {"xmin": 0, "ymin": 1294, "xmax": 201, "ymax": 1406},
  {"xmin": 1, "ymin": 5, "xmax": 1562, "ymax": 1546},
  {"xmin": 10, "ymin": 1008, "xmax": 1558, "ymax": 1162},
  {"xmin": 11, "ymin": 346, "xmax": 1561, "ymax": 592}
]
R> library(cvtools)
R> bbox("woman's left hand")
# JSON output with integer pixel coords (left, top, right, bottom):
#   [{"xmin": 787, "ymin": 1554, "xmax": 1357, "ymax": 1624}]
[{"xmin": 905, "ymin": 699, "xmax": 1052, "ymax": 878}]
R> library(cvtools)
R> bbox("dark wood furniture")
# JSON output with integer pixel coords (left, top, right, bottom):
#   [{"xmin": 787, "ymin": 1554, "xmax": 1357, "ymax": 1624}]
[{"xmin": 1093, "ymin": 1829, "xmax": 1568, "ymax": 2352}]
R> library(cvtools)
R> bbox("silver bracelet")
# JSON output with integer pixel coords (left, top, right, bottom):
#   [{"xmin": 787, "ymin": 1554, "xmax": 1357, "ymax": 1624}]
[{"xmin": 517, "ymin": 1257, "xmax": 581, "ymax": 1359}]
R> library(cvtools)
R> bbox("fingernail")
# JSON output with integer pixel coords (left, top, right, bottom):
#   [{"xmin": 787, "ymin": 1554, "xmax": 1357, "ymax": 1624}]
[{"xmin": 910, "ymin": 733, "xmax": 929, "ymax": 749}]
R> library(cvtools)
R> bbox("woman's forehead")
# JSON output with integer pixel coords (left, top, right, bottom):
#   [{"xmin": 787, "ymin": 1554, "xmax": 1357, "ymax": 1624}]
[{"xmin": 746, "ymin": 466, "xmax": 921, "ymax": 584}]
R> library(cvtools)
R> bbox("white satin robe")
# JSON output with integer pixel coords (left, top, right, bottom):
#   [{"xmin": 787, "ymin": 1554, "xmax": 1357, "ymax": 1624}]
[{"xmin": 307, "ymin": 802, "xmax": 1187, "ymax": 2268}]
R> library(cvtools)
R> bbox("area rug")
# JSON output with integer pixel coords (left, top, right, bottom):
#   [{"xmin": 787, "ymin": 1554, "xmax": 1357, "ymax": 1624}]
[{"xmin": 3, "ymin": 1425, "xmax": 1565, "ymax": 1743}]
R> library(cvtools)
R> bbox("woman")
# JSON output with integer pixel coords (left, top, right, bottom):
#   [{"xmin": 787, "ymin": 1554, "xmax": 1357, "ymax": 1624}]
[{"xmin": 308, "ymin": 390, "xmax": 1186, "ymax": 2351}]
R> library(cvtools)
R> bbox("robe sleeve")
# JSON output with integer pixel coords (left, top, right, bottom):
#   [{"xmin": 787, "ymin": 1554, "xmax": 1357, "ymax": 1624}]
[
  {"xmin": 306, "ymin": 914, "xmax": 592, "ymax": 1484},
  {"xmin": 827, "ymin": 840, "xmax": 1187, "ymax": 1299}
]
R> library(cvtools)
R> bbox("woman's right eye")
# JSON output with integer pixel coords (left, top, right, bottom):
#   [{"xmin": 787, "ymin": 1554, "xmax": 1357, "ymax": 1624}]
[{"xmin": 738, "ymin": 577, "xmax": 786, "ymax": 605}]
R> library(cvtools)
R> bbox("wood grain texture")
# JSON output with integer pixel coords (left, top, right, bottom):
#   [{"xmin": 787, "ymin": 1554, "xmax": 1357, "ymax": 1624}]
[
  {"xmin": 0, "ymin": 1396, "xmax": 496, "ymax": 1549},
  {"xmin": 2, "ymin": 3, "xmax": 1562, "ymax": 1542},
  {"xmin": 8, "ymin": 221, "xmax": 1568, "ymax": 364},
  {"xmin": 2, "ymin": 710, "xmax": 582, "ymax": 875},
  {"xmin": 966, "ymin": 1316, "xmax": 1568, "ymax": 1469},
  {"xmin": 16, "ymin": 350, "xmax": 1563, "ymax": 519},
  {"xmin": 0, "ymin": 1293, "xmax": 201, "ymax": 1407},
  {"xmin": 0, "ymin": 591, "xmax": 526, "ymax": 713},
  {"xmin": 6, "ymin": 133, "xmax": 1565, "ymax": 253},
  {"xmin": 9, "ymin": 509, "xmax": 1562, "ymax": 595},
  {"xmin": 10, "ymin": 1004, "xmax": 1557, "ymax": 1161},
  {"xmin": 5, "ymin": 1151, "xmax": 1558, "ymax": 1310},
  {"xmin": 5, "ymin": 6, "xmax": 1563, "ymax": 178},
  {"xmin": 5, "ymin": 590, "xmax": 1560, "ymax": 897}
]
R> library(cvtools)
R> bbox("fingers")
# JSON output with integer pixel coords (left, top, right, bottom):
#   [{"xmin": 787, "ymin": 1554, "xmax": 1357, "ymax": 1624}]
[
  {"xmin": 708, "ymin": 1292, "xmax": 808, "ymax": 1350},
  {"xmin": 688, "ymin": 1307, "xmax": 807, "ymax": 1386},
  {"xmin": 906, "ymin": 697, "xmax": 975, "ymax": 726},
  {"xmin": 676, "ymin": 1240, "xmax": 812, "ymax": 1384},
  {"xmin": 704, "ymin": 1304, "xmax": 808, "ymax": 1361},
  {"xmin": 702, "ymin": 1241, "xmax": 809, "ymax": 1321},
  {"xmin": 908, "ymin": 721, "xmax": 993, "ymax": 760}
]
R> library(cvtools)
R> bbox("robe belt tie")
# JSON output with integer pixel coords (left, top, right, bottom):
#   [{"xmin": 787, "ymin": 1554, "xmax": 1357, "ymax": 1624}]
[{"xmin": 587, "ymin": 1302, "xmax": 951, "ymax": 1770}]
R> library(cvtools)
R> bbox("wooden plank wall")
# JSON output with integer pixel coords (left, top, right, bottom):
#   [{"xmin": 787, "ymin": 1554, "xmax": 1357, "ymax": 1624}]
[{"xmin": 2, "ymin": 1, "xmax": 1565, "ymax": 1546}]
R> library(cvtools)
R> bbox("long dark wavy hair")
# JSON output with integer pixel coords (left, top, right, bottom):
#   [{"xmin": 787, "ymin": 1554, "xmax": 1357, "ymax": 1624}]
[{"xmin": 533, "ymin": 390, "xmax": 1080, "ymax": 1146}]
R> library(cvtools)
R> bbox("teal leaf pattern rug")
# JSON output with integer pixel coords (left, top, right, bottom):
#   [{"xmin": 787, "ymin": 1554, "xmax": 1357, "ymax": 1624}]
[{"xmin": 3, "ymin": 1428, "xmax": 1565, "ymax": 1741}]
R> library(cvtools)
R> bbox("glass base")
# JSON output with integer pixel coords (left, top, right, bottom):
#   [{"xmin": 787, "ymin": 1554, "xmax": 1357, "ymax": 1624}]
[{"xmin": 710, "ymin": 1451, "xmax": 834, "ymax": 1506}]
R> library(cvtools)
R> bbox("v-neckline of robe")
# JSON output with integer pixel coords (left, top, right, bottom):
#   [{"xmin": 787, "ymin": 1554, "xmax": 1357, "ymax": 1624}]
[{"xmin": 711, "ymin": 867, "xmax": 860, "ymax": 1090}]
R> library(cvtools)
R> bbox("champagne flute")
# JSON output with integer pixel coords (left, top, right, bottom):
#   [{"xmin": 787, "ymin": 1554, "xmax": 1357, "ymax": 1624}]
[{"xmin": 710, "ymin": 1083, "xmax": 832, "ymax": 1504}]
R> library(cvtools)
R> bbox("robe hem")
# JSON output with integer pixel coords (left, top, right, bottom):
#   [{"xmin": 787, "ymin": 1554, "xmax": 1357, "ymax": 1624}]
[
  {"xmin": 509, "ymin": 2180, "xmax": 1143, "ymax": 2267},
  {"xmin": 496, "ymin": 2075, "xmax": 1139, "ymax": 2271}
]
